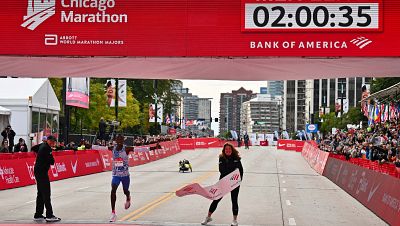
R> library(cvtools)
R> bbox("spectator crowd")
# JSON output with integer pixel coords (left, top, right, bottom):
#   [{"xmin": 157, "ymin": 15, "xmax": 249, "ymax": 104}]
[{"xmin": 318, "ymin": 121, "xmax": 400, "ymax": 167}]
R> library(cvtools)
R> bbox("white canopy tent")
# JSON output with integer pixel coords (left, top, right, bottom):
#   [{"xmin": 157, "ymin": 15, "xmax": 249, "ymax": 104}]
[
  {"xmin": 0, "ymin": 106, "xmax": 11, "ymax": 134},
  {"xmin": 0, "ymin": 78, "xmax": 60, "ymax": 149}
]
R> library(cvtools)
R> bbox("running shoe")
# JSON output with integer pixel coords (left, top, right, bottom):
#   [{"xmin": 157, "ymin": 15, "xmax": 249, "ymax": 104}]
[
  {"xmin": 125, "ymin": 197, "xmax": 131, "ymax": 209},
  {"xmin": 231, "ymin": 220, "xmax": 238, "ymax": 226},
  {"xmin": 109, "ymin": 213, "xmax": 117, "ymax": 222},
  {"xmin": 45, "ymin": 215, "xmax": 61, "ymax": 222},
  {"xmin": 33, "ymin": 215, "xmax": 45, "ymax": 221},
  {"xmin": 201, "ymin": 216, "xmax": 212, "ymax": 225}
]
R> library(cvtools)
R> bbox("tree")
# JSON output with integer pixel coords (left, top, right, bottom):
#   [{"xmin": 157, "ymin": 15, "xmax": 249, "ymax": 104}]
[
  {"xmin": 371, "ymin": 77, "xmax": 400, "ymax": 93},
  {"xmin": 320, "ymin": 107, "xmax": 367, "ymax": 134},
  {"xmin": 69, "ymin": 82, "xmax": 141, "ymax": 134}
]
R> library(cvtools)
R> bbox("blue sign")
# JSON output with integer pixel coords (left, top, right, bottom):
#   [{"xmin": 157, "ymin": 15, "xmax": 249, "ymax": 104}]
[
  {"xmin": 260, "ymin": 87, "xmax": 268, "ymax": 94},
  {"xmin": 306, "ymin": 124, "xmax": 318, "ymax": 133}
]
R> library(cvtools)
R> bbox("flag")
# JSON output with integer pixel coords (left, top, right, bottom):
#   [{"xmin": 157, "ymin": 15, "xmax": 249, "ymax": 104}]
[
  {"xmin": 384, "ymin": 105, "xmax": 389, "ymax": 122},
  {"xmin": 368, "ymin": 105, "xmax": 374, "ymax": 126},
  {"xmin": 182, "ymin": 117, "xmax": 186, "ymax": 129},
  {"xmin": 374, "ymin": 104, "xmax": 380, "ymax": 123}
]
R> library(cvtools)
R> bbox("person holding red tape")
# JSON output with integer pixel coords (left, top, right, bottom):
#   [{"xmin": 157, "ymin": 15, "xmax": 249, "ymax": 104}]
[{"xmin": 201, "ymin": 143, "xmax": 244, "ymax": 226}]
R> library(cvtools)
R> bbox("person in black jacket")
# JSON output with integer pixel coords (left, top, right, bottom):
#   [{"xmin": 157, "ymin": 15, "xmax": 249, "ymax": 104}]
[
  {"xmin": 201, "ymin": 143, "xmax": 243, "ymax": 226},
  {"xmin": 33, "ymin": 135, "xmax": 61, "ymax": 222},
  {"xmin": 14, "ymin": 138, "xmax": 28, "ymax": 152},
  {"xmin": 1, "ymin": 125, "xmax": 16, "ymax": 152}
]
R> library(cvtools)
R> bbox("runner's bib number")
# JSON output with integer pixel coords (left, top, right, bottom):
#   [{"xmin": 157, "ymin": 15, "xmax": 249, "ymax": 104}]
[{"xmin": 114, "ymin": 158, "xmax": 124, "ymax": 167}]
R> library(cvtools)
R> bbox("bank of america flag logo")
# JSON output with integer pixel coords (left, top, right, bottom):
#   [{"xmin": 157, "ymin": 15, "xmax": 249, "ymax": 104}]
[
  {"xmin": 350, "ymin": 37, "xmax": 373, "ymax": 49},
  {"xmin": 21, "ymin": 0, "xmax": 56, "ymax": 30}
]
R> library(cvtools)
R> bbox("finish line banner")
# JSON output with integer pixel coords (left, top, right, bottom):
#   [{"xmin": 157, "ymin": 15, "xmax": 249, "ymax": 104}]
[
  {"xmin": 0, "ymin": 0, "xmax": 399, "ymax": 56},
  {"xmin": 176, "ymin": 169, "xmax": 241, "ymax": 200}
]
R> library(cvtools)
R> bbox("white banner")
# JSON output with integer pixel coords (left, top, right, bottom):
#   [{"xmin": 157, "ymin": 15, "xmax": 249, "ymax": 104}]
[
  {"xmin": 176, "ymin": 169, "xmax": 241, "ymax": 200},
  {"xmin": 149, "ymin": 103, "xmax": 163, "ymax": 123},
  {"xmin": 106, "ymin": 79, "xmax": 127, "ymax": 107}
]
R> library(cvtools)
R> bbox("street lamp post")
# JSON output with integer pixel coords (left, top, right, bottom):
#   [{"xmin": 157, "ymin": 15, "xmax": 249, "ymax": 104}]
[{"xmin": 341, "ymin": 83, "xmax": 344, "ymax": 117}]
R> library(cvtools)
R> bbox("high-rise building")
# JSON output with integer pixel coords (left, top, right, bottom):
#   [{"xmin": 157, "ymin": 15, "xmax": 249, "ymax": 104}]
[
  {"xmin": 219, "ymin": 87, "xmax": 255, "ymax": 134},
  {"xmin": 282, "ymin": 80, "xmax": 307, "ymax": 133},
  {"xmin": 310, "ymin": 78, "xmax": 372, "ymax": 119},
  {"xmin": 267, "ymin": 81, "xmax": 284, "ymax": 97},
  {"xmin": 282, "ymin": 78, "xmax": 372, "ymax": 134},
  {"xmin": 172, "ymin": 85, "xmax": 212, "ymax": 129},
  {"xmin": 198, "ymin": 98, "xmax": 212, "ymax": 126},
  {"xmin": 240, "ymin": 94, "xmax": 282, "ymax": 134}
]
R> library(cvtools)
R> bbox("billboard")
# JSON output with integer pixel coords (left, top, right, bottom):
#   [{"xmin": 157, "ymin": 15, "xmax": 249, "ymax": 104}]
[
  {"xmin": 66, "ymin": 77, "xmax": 90, "ymax": 109},
  {"xmin": 105, "ymin": 79, "xmax": 126, "ymax": 107},
  {"xmin": 149, "ymin": 103, "xmax": 163, "ymax": 123}
]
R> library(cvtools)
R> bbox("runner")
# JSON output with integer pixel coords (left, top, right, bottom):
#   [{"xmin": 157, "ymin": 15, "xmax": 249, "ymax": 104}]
[
  {"xmin": 109, "ymin": 134, "xmax": 134, "ymax": 222},
  {"xmin": 201, "ymin": 143, "xmax": 244, "ymax": 226}
]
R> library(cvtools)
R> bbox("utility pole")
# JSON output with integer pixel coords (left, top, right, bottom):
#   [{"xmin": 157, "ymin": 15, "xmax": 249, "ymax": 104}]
[
  {"xmin": 62, "ymin": 78, "xmax": 69, "ymax": 144},
  {"xmin": 341, "ymin": 83, "xmax": 344, "ymax": 118},
  {"xmin": 154, "ymin": 79, "xmax": 158, "ymax": 135},
  {"xmin": 115, "ymin": 79, "xmax": 119, "ymax": 121}
]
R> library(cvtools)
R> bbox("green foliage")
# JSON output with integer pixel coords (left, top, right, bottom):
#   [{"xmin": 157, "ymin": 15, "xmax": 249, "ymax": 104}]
[
  {"xmin": 49, "ymin": 78, "xmax": 63, "ymax": 112},
  {"xmin": 371, "ymin": 77, "xmax": 400, "ymax": 93},
  {"xmin": 49, "ymin": 78, "xmax": 181, "ymax": 135},
  {"xmin": 320, "ymin": 107, "xmax": 367, "ymax": 134}
]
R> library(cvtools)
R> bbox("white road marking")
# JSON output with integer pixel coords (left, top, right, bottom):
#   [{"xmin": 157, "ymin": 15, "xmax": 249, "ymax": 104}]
[
  {"xmin": 25, "ymin": 200, "xmax": 36, "ymax": 204},
  {"xmin": 282, "ymin": 180, "xmax": 286, "ymax": 184},
  {"xmin": 283, "ymin": 188, "xmax": 287, "ymax": 192},
  {"xmin": 77, "ymin": 186, "xmax": 90, "ymax": 190},
  {"xmin": 280, "ymin": 175, "xmax": 284, "ymax": 178},
  {"xmin": 289, "ymin": 218, "xmax": 297, "ymax": 225},
  {"xmin": 286, "ymin": 200, "xmax": 292, "ymax": 206}
]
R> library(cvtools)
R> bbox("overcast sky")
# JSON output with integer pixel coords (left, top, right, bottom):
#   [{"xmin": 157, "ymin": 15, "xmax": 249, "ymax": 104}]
[{"xmin": 181, "ymin": 79, "xmax": 269, "ymax": 135}]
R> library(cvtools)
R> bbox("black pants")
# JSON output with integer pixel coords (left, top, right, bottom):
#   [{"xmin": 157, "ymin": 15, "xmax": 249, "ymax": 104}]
[
  {"xmin": 209, "ymin": 186, "xmax": 240, "ymax": 215},
  {"xmin": 34, "ymin": 172, "xmax": 53, "ymax": 218}
]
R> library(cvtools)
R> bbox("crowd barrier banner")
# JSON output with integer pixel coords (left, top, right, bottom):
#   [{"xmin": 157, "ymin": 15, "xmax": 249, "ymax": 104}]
[
  {"xmin": 277, "ymin": 139, "xmax": 305, "ymax": 152},
  {"xmin": 207, "ymin": 138, "xmax": 221, "ymax": 148},
  {"xmin": 323, "ymin": 158, "xmax": 400, "ymax": 226},
  {"xmin": 178, "ymin": 138, "xmax": 195, "ymax": 150},
  {"xmin": 97, "ymin": 150, "xmax": 113, "ymax": 171},
  {"xmin": 0, "ymin": 158, "xmax": 36, "ymax": 190},
  {"xmin": 301, "ymin": 142, "xmax": 329, "ymax": 175},
  {"xmin": 1, "ymin": 151, "xmax": 104, "ymax": 190},
  {"xmin": 1, "ymin": 140, "xmax": 184, "ymax": 190},
  {"xmin": 194, "ymin": 138, "xmax": 210, "ymax": 149}
]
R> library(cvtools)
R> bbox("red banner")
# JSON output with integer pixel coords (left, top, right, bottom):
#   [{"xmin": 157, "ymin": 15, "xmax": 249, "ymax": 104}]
[
  {"xmin": 0, "ymin": 158, "xmax": 36, "ymax": 190},
  {"xmin": 0, "ymin": 151, "xmax": 104, "ymax": 190},
  {"xmin": 178, "ymin": 139, "xmax": 195, "ymax": 150},
  {"xmin": 0, "ymin": 0, "xmax": 399, "ymax": 57},
  {"xmin": 301, "ymin": 142, "xmax": 330, "ymax": 175},
  {"xmin": 194, "ymin": 138, "xmax": 210, "ymax": 149},
  {"xmin": 97, "ymin": 150, "xmax": 113, "ymax": 171},
  {"xmin": 323, "ymin": 158, "xmax": 400, "ymax": 226},
  {"xmin": 277, "ymin": 139, "xmax": 305, "ymax": 152}
]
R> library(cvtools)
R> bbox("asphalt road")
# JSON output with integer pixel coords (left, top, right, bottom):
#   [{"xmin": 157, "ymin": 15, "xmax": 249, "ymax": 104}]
[{"xmin": 0, "ymin": 146, "xmax": 387, "ymax": 226}]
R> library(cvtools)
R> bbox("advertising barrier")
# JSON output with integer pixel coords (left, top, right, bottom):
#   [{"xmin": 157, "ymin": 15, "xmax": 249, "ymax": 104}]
[
  {"xmin": 323, "ymin": 158, "xmax": 400, "ymax": 226},
  {"xmin": 178, "ymin": 138, "xmax": 195, "ymax": 150},
  {"xmin": 0, "ymin": 151, "xmax": 104, "ymax": 190},
  {"xmin": 277, "ymin": 139, "xmax": 305, "ymax": 152},
  {"xmin": 301, "ymin": 142, "xmax": 330, "ymax": 175}
]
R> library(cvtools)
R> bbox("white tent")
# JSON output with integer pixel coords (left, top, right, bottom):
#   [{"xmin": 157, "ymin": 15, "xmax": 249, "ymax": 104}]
[
  {"xmin": 0, "ymin": 106, "xmax": 11, "ymax": 133},
  {"xmin": 0, "ymin": 78, "xmax": 60, "ymax": 149}
]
